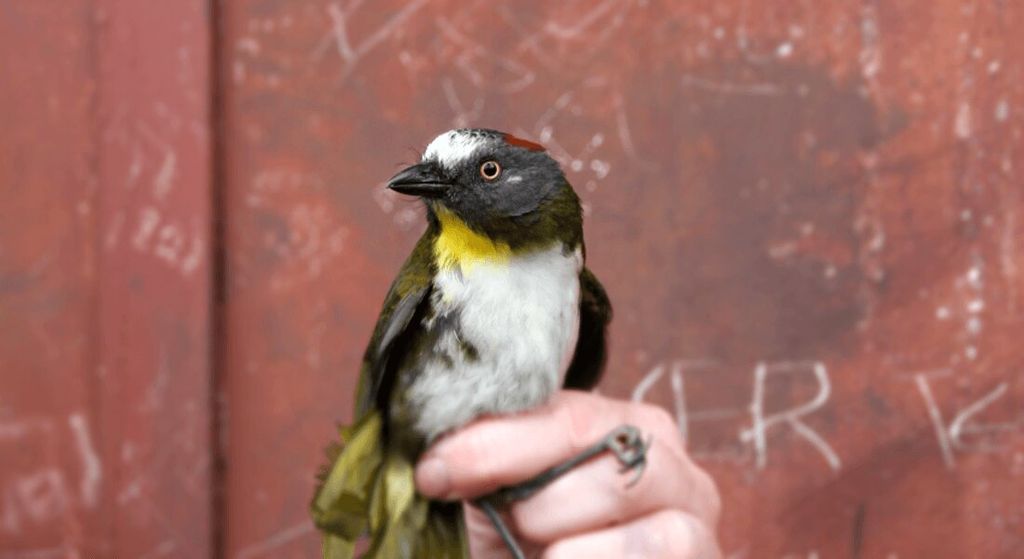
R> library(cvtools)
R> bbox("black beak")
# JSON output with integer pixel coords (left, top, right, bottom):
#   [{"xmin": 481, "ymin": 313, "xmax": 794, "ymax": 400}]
[{"xmin": 386, "ymin": 162, "xmax": 450, "ymax": 199}]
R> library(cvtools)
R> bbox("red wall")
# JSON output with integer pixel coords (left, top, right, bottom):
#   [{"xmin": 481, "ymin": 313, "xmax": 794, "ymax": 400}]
[{"xmin": 2, "ymin": 1, "xmax": 1023, "ymax": 557}]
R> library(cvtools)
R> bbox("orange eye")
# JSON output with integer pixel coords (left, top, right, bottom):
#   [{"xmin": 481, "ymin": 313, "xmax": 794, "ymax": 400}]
[{"xmin": 480, "ymin": 160, "xmax": 501, "ymax": 181}]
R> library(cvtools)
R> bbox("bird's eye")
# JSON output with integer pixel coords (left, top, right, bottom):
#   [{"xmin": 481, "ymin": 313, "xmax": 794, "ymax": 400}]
[{"xmin": 479, "ymin": 160, "xmax": 501, "ymax": 181}]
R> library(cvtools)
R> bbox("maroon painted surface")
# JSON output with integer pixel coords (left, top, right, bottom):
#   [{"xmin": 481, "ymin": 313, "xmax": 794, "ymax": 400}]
[
  {"xmin": 2, "ymin": 1, "xmax": 1024, "ymax": 558},
  {"xmin": 0, "ymin": 1, "xmax": 214, "ymax": 557},
  {"xmin": 220, "ymin": 1, "xmax": 1024, "ymax": 558}
]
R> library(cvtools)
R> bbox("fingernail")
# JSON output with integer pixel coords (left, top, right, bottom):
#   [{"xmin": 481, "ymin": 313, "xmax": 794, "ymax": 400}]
[{"xmin": 415, "ymin": 457, "xmax": 450, "ymax": 498}]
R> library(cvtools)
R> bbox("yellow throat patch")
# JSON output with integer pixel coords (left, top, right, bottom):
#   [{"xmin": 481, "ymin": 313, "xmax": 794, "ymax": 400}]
[{"xmin": 433, "ymin": 208, "xmax": 511, "ymax": 272}]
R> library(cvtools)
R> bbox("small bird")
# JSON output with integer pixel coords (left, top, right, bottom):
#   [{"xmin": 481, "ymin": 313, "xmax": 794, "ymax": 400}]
[{"xmin": 311, "ymin": 128, "xmax": 646, "ymax": 558}]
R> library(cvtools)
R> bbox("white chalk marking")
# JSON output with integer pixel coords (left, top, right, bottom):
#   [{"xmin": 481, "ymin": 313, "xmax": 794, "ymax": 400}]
[
  {"xmin": 914, "ymin": 373, "xmax": 957, "ymax": 469},
  {"xmin": 152, "ymin": 150, "xmax": 177, "ymax": 199},
  {"xmin": 15, "ymin": 469, "xmax": 68, "ymax": 522},
  {"xmin": 954, "ymin": 102, "xmax": 973, "ymax": 139},
  {"xmin": 739, "ymin": 362, "xmax": 841, "ymax": 472},
  {"xmin": 153, "ymin": 224, "xmax": 185, "ymax": 265},
  {"xmin": 132, "ymin": 207, "xmax": 162, "ymax": 251},
  {"xmin": 68, "ymin": 413, "xmax": 101, "ymax": 508},
  {"xmin": 949, "ymin": 382, "xmax": 1012, "ymax": 451},
  {"xmin": 859, "ymin": 3, "xmax": 882, "ymax": 79},
  {"xmin": 631, "ymin": 363, "xmax": 665, "ymax": 402},
  {"xmin": 670, "ymin": 361, "xmax": 688, "ymax": 442}
]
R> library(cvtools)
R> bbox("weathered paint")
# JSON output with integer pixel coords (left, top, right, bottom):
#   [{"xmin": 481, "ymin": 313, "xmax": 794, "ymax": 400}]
[
  {"xmin": 0, "ymin": 1, "xmax": 214, "ymax": 557},
  {"xmin": 220, "ymin": 1, "xmax": 1023, "ymax": 557}
]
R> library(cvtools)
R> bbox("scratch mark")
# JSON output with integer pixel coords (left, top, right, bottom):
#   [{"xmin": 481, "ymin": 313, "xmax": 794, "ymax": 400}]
[
  {"xmin": 236, "ymin": 521, "xmax": 315, "ymax": 559},
  {"xmin": 858, "ymin": 2, "xmax": 881, "ymax": 80},
  {"xmin": 543, "ymin": 0, "xmax": 620, "ymax": 40},
  {"xmin": 68, "ymin": 413, "xmax": 101, "ymax": 508},
  {"xmin": 441, "ymin": 77, "xmax": 484, "ymax": 127},
  {"xmin": 435, "ymin": 17, "xmax": 535, "ymax": 93},
  {"xmin": 152, "ymin": 150, "xmax": 177, "ymax": 199},
  {"xmin": 852, "ymin": 502, "xmax": 866, "ymax": 559},
  {"xmin": 534, "ymin": 91, "xmax": 574, "ymax": 133},
  {"xmin": 914, "ymin": 372, "xmax": 957, "ymax": 469},
  {"xmin": 321, "ymin": 4, "xmax": 356, "ymax": 63},
  {"xmin": 954, "ymin": 101, "xmax": 973, "ymax": 139},
  {"xmin": 316, "ymin": 0, "xmax": 428, "ymax": 79},
  {"xmin": 1000, "ymin": 194, "xmax": 1019, "ymax": 310}
]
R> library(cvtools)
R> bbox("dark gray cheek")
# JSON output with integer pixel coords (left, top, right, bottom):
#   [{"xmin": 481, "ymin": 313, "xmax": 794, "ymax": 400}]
[
  {"xmin": 443, "ymin": 187, "xmax": 474, "ymax": 215},
  {"xmin": 446, "ymin": 188, "xmax": 492, "ymax": 225},
  {"xmin": 491, "ymin": 181, "xmax": 542, "ymax": 217}
]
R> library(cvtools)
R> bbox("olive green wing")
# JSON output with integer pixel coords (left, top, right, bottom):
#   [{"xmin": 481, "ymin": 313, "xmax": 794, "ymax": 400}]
[
  {"xmin": 313, "ymin": 230, "xmax": 469, "ymax": 558},
  {"xmin": 354, "ymin": 230, "xmax": 436, "ymax": 418},
  {"xmin": 563, "ymin": 266, "xmax": 613, "ymax": 390}
]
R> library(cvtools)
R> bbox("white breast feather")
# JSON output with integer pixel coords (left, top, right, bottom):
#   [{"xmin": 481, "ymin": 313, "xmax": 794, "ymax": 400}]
[{"xmin": 409, "ymin": 244, "xmax": 583, "ymax": 440}]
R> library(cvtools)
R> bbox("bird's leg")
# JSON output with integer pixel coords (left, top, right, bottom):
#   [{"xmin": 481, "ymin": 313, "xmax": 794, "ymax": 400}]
[{"xmin": 471, "ymin": 425, "xmax": 650, "ymax": 559}]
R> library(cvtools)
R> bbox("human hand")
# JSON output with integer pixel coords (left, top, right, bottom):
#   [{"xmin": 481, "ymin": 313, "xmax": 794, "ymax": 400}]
[{"xmin": 414, "ymin": 390, "xmax": 723, "ymax": 558}]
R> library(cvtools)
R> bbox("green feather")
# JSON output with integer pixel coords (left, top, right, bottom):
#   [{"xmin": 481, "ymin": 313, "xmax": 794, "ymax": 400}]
[
  {"xmin": 311, "ymin": 412, "xmax": 383, "ymax": 541},
  {"xmin": 311, "ymin": 410, "xmax": 468, "ymax": 558},
  {"xmin": 322, "ymin": 535, "xmax": 356, "ymax": 559}
]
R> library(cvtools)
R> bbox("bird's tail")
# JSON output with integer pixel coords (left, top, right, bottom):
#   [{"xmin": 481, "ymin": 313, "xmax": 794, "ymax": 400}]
[{"xmin": 311, "ymin": 411, "xmax": 468, "ymax": 559}]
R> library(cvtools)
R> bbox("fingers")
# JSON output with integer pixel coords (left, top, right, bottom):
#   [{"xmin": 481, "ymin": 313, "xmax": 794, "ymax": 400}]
[
  {"xmin": 463, "ymin": 505, "xmax": 543, "ymax": 559},
  {"xmin": 429, "ymin": 390, "xmax": 725, "ymax": 558},
  {"xmin": 507, "ymin": 434, "xmax": 718, "ymax": 543},
  {"xmin": 415, "ymin": 390, "xmax": 686, "ymax": 500},
  {"xmin": 543, "ymin": 509, "xmax": 722, "ymax": 559}
]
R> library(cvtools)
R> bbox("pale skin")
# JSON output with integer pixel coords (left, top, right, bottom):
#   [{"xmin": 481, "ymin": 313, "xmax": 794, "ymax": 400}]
[{"xmin": 414, "ymin": 391, "xmax": 723, "ymax": 558}]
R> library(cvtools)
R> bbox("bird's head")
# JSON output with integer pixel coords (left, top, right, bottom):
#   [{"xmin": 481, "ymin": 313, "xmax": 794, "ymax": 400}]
[{"xmin": 387, "ymin": 128, "xmax": 582, "ymax": 251}]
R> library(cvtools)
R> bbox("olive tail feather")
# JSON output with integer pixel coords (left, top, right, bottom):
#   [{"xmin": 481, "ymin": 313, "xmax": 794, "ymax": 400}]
[{"xmin": 311, "ymin": 411, "xmax": 468, "ymax": 558}]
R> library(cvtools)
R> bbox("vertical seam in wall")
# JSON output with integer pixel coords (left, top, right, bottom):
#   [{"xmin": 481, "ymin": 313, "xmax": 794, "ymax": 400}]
[
  {"xmin": 85, "ymin": 0, "xmax": 111, "ymax": 550},
  {"xmin": 208, "ymin": 0, "xmax": 228, "ymax": 557}
]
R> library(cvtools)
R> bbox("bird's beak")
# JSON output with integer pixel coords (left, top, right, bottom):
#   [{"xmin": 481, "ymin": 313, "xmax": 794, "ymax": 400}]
[{"xmin": 386, "ymin": 162, "xmax": 450, "ymax": 199}]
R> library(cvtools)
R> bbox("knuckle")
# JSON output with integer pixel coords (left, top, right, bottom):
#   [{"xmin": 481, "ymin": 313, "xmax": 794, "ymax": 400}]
[
  {"xmin": 655, "ymin": 510, "xmax": 699, "ymax": 557},
  {"xmin": 509, "ymin": 502, "xmax": 554, "ymax": 543},
  {"xmin": 562, "ymin": 392, "xmax": 606, "ymax": 451},
  {"xmin": 632, "ymin": 403, "xmax": 681, "ymax": 442},
  {"xmin": 448, "ymin": 426, "xmax": 500, "ymax": 481}
]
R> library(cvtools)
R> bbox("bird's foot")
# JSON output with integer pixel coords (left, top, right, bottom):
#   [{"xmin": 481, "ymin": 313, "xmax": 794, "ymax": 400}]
[{"xmin": 471, "ymin": 424, "xmax": 650, "ymax": 559}]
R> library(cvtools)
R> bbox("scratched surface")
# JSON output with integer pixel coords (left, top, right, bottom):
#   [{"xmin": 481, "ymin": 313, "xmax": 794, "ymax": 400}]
[
  {"xmin": 0, "ymin": 1, "xmax": 214, "ymax": 557},
  {"xmin": 219, "ymin": 1, "xmax": 1024, "ymax": 558}
]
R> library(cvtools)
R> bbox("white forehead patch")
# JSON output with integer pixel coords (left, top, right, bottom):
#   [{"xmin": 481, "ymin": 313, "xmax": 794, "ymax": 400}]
[{"xmin": 423, "ymin": 130, "xmax": 489, "ymax": 169}]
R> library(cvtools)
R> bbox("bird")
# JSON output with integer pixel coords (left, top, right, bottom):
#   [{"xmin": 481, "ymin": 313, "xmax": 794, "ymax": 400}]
[{"xmin": 311, "ymin": 128, "xmax": 646, "ymax": 558}]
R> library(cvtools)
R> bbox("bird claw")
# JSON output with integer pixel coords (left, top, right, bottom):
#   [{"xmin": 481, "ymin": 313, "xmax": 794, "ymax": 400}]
[
  {"xmin": 473, "ymin": 424, "xmax": 650, "ymax": 559},
  {"xmin": 605, "ymin": 425, "xmax": 651, "ymax": 487}
]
